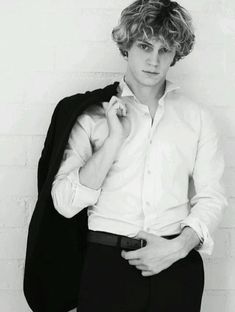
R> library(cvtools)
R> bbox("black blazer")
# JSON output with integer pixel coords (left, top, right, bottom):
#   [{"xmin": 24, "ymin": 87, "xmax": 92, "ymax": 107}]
[{"xmin": 23, "ymin": 81, "xmax": 119, "ymax": 312}]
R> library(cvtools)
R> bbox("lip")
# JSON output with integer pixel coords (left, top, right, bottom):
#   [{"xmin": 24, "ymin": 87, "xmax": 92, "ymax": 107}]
[{"xmin": 142, "ymin": 70, "xmax": 159, "ymax": 75}]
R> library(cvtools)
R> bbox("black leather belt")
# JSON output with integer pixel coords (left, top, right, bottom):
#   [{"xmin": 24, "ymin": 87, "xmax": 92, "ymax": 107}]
[{"xmin": 87, "ymin": 230, "xmax": 180, "ymax": 251}]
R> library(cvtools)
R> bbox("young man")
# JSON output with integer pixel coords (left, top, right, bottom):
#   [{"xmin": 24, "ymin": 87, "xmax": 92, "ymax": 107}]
[{"xmin": 29, "ymin": 0, "xmax": 227, "ymax": 311}]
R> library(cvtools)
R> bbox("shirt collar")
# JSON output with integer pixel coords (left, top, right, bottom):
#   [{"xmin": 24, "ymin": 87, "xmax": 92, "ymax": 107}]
[{"xmin": 117, "ymin": 76, "xmax": 180, "ymax": 104}]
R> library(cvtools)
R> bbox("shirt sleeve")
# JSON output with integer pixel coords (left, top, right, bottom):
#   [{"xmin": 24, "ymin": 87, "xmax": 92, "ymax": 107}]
[
  {"xmin": 180, "ymin": 106, "xmax": 228, "ymax": 255},
  {"xmin": 51, "ymin": 113, "xmax": 102, "ymax": 218}
]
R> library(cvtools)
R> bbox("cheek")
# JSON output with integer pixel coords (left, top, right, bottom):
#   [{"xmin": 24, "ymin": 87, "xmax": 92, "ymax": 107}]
[
  {"xmin": 131, "ymin": 58, "xmax": 143, "ymax": 73},
  {"xmin": 169, "ymin": 52, "xmax": 176, "ymax": 63},
  {"xmin": 162, "ymin": 54, "xmax": 175, "ymax": 68}
]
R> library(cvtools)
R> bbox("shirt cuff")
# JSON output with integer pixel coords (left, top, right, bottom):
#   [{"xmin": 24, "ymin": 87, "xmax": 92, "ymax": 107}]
[
  {"xmin": 67, "ymin": 167, "xmax": 102, "ymax": 207},
  {"xmin": 180, "ymin": 215, "xmax": 214, "ymax": 255}
]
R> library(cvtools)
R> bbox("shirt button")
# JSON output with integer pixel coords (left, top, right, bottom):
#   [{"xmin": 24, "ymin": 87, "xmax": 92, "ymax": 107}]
[
  {"xmin": 150, "ymin": 139, "xmax": 152, "ymax": 144},
  {"xmin": 145, "ymin": 201, "xmax": 150, "ymax": 206},
  {"xmin": 147, "ymin": 169, "xmax": 151, "ymax": 175}
]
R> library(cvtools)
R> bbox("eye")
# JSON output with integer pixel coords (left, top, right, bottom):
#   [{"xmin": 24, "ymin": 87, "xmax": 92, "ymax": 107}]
[
  {"xmin": 159, "ymin": 47, "xmax": 172, "ymax": 53},
  {"xmin": 138, "ymin": 43, "xmax": 151, "ymax": 51}
]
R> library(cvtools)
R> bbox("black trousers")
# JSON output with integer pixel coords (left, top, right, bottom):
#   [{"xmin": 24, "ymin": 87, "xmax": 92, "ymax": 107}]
[{"xmin": 77, "ymin": 236, "xmax": 204, "ymax": 312}]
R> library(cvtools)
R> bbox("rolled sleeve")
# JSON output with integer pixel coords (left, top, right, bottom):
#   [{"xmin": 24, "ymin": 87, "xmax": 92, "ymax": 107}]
[
  {"xmin": 181, "ymin": 106, "xmax": 228, "ymax": 255},
  {"xmin": 67, "ymin": 167, "xmax": 102, "ymax": 208},
  {"xmin": 180, "ymin": 217, "xmax": 214, "ymax": 255},
  {"xmin": 51, "ymin": 113, "xmax": 101, "ymax": 218}
]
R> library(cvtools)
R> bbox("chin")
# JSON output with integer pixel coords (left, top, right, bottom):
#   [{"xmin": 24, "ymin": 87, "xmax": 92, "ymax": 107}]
[{"xmin": 142, "ymin": 78, "xmax": 162, "ymax": 86}]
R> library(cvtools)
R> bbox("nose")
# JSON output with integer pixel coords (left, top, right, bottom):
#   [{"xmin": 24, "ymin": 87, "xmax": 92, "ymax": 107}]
[{"xmin": 147, "ymin": 50, "xmax": 160, "ymax": 66}]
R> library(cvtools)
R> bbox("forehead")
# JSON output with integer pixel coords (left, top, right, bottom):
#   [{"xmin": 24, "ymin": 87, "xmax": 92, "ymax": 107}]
[{"xmin": 137, "ymin": 36, "xmax": 159, "ymax": 43}]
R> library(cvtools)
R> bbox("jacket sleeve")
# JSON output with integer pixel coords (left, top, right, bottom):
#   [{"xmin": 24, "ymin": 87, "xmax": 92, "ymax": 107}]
[
  {"xmin": 180, "ymin": 106, "xmax": 228, "ymax": 255},
  {"xmin": 51, "ymin": 113, "xmax": 102, "ymax": 218}
]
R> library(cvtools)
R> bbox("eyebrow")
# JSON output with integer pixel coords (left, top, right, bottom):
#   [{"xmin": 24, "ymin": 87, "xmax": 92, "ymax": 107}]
[
  {"xmin": 137, "ymin": 39, "xmax": 153, "ymax": 46},
  {"xmin": 137, "ymin": 39, "xmax": 165, "ymax": 47},
  {"xmin": 137, "ymin": 39, "xmax": 172, "ymax": 50}
]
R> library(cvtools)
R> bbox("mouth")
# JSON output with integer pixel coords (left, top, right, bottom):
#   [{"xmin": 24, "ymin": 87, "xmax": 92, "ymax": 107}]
[{"xmin": 142, "ymin": 70, "xmax": 159, "ymax": 75}]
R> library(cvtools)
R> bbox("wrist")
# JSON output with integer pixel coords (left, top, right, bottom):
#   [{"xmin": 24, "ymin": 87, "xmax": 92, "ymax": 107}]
[{"xmin": 176, "ymin": 226, "xmax": 201, "ymax": 257}]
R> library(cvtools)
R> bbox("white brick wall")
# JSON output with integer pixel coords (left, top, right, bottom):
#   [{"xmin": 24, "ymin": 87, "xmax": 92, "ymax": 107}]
[{"xmin": 1, "ymin": 0, "xmax": 234, "ymax": 311}]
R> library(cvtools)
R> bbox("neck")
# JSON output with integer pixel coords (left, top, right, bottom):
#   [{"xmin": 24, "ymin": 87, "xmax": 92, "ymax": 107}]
[{"xmin": 124, "ymin": 74, "xmax": 166, "ymax": 106}]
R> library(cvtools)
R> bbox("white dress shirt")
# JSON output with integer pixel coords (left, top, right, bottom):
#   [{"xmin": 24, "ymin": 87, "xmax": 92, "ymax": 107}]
[{"xmin": 51, "ymin": 77, "xmax": 228, "ymax": 255}]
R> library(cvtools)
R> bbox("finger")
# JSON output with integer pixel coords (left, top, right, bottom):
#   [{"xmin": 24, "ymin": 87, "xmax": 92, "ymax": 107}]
[
  {"xmin": 117, "ymin": 108, "xmax": 124, "ymax": 117},
  {"xmin": 114, "ymin": 101, "xmax": 127, "ymax": 116},
  {"xmin": 110, "ymin": 95, "xmax": 118, "ymax": 102},
  {"xmin": 128, "ymin": 259, "xmax": 142, "ymax": 266},
  {"xmin": 109, "ymin": 95, "xmax": 118, "ymax": 106},
  {"xmin": 121, "ymin": 249, "xmax": 141, "ymax": 260},
  {"xmin": 134, "ymin": 230, "xmax": 156, "ymax": 242},
  {"xmin": 141, "ymin": 270, "xmax": 153, "ymax": 277},
  {"xmin": 119, "ymin": 102, "xmax": 127, "ymax": 116},
  {"xmin": 106, "ymin": 97, "xmax": 127, "ymax": 115},
  {"xmin": 109, "ymin": 96, "xmax": 124, "ymax": 110},
  {"xmin": 135, "ymin": 265, "xmax": 149, "ymax": 270},
  {"xmin": 105, "ymin": 102, "xmax": 120, "ymax": 116},
  {"xmin": 107, "ymin": 101, "xmax": 123, "ymax": 113},
  {"xmin": 102, "ymin": 101, "xmax": 108, "ymax": 110},
  {"xmin": 102, "ymin": 96, "xmax": 118, "ymax": 114}
]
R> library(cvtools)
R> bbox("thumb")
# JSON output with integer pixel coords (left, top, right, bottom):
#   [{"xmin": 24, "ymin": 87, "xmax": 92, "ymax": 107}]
[
  {"xmin": 102, "ymin": 96, "xmax": 117, "ymax": 112},
  {"xmin": 135, "ymin": 230, "xmax": 154, "ymax": 242}
]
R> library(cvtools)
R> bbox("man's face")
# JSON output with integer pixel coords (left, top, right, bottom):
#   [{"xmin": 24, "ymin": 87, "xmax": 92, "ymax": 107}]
[{"xmin": 125, "ymin": 37, "xmax": 176, "ymax": 88}]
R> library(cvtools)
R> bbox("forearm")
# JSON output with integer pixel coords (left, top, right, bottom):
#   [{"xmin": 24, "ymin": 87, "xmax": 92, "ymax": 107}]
[
  {"xmin": 79, "ymin": 136, "xmax": 123, "ymax": 190},
  {"xmin": 175, "ymin": 226, "xmax": 201, "ymax": 257}
]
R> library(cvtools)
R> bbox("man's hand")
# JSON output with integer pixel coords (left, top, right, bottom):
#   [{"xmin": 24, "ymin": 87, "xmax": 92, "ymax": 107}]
[
  {"xmin": 121, "ymin": 228, "xmax": 200, "ymax": 277},
  {"xmin": 102, "ymin": 96, "xmax": 130, "ymax": 142}
]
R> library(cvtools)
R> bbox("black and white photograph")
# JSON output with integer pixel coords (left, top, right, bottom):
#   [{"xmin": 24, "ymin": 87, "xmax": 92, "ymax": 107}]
[{"xmin": 0, "ymin": 0, "xmax": 234, "ymax": 311}]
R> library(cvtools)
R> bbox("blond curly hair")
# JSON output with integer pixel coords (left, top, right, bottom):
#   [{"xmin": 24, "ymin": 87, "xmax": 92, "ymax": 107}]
[{"xmin": 112, "ymin": 0, "xmax": 195, "ymax": 66}]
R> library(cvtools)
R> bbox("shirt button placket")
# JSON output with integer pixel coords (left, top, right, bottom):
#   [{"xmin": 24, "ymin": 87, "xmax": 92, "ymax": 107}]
[
  {"xmin": 143, "ymin": 165, "xmax": 152, "ymax": 218},
  {"xmin": 142, "ymin": 115, "xmax": 153, "ymax": 228}
]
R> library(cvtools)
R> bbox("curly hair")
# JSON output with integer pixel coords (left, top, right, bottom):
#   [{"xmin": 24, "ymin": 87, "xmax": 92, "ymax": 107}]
[{"xmin": 111, "ymin": 0, "xmax": 195, "ymax": 66}]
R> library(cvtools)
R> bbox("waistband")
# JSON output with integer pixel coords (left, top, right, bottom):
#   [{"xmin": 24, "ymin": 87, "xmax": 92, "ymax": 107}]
[{"xmin": 87, "ymin": 230, "xmax": 180, "ymax": 251}]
